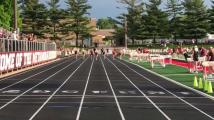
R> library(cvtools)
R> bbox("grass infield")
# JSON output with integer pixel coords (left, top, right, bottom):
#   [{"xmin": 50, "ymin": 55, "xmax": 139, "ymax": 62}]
[{"xmin": 122, "ymin": 55, "xmax": 214, "ymax": 96}]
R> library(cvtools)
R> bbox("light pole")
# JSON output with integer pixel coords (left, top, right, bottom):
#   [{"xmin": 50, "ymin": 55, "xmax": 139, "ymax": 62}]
[
  {"xmin": 13, "ymin": 0, "xmax": 17, "ymax": 31},
  {"xmin": 124, "ymin": 17, "xmax": 128, "ymax": 49}
]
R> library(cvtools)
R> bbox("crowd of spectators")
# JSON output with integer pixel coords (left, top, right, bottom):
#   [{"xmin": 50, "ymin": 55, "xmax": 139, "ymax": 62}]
[{"xmin": 0, "ymin": 27, "xmax": 37, "ymax": 41}]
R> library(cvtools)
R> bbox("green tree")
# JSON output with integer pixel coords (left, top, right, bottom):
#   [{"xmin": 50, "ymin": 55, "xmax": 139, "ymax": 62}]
[
  {"xmin": 119, "ymin": 0, "xmax": 145, "ymax": 45},
  {"xmin": 97, "ymin": 18, "xmax": 115, "ymax": 29},
  {"xmin": 65, "ymin": 0, "xmax": 92, "ymax": 47},
  {"xmin": 0, "ymin": 0, "xmax": 22, "ymax": 30},
  {"xmin": 165, "ymin": 0, "xmax": 183, "ymax": 42},
  {"xmin": 112, "ymin": 14, "xmax": 126, "ymax": 46},
  {"xmin": 46, "ymin": 0, "xmax": 64, "ymax": 41},
  {"xmin": 182, "ymin": 0, "xmax": 208, "ymax": 43},
  {"xmin": 113, "ymin": 27, "xmax": 125, "ymax": 46},
  {"xmin": 21, "ymin": 0, "xmax": 48, "ymax": 36},
  {"xmin": 145, "ymin": 0, "xmax": 169, "ymax": 43},
  {"xmin": 0, "ymin": 4, "xmax": 11, "ymax": 29},
  {"xmin": 208, "ymin": 0, "xmax": 214, "ymax": 34}
]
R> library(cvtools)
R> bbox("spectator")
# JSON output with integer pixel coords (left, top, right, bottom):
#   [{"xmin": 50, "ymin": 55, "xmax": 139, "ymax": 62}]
[
  {"xmin": 12, "ymin": 31, "xmax": 18, "ymax": 40},
  {"xmin": 207, "ymin": 47, "xmax": 214, "ymax": 61},
  {"xmin": 183, "ymin": 49, "xmax": 189, "ymax": 62},
  {"xmin": 199, "ymin": 47, "xmax": 206, "ymax": 57}
]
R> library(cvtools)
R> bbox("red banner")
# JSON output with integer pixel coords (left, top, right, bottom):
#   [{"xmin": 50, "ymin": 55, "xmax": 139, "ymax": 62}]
[{"xmin": 0, "ymin": 51, "xmax": 57, "ymax": 72}]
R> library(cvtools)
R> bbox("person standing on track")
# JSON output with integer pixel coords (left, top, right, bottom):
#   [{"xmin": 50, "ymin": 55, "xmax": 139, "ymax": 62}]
[
  {"xmin": 207, "ymin": 47, "xmax": 214, "ymax": 72},
  {"xmin": 106, "ymin": 48, "xmax": 109, "ymax": 55},
  {"xmin": 90, "ymin": 49, "xmax": 94, "ymax": 60},
  {"xmin": 112, "ymin": 48, "xmax": 116, "ymax": 60},
  {"xmin": 74, "ymin": 47, "xmax": 78, "ymax": 60},
  {"xmin": 101, "ymin": 48, "xmax": 106, "ymax": 59},
  {"xmin": 192, "ymin": 46, "xmax": 199, "ymax": 73},
  {"xmin": 82, "ymin": 48, "xmax": 86, "ymax": 59},
  {"xmin": 93, "ymin": 48, "xmax": 98, "ymax": 60}
]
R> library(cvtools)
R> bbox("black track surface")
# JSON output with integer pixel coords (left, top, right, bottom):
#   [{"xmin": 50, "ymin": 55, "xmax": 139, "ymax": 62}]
[{"xmin": 0, "ymin": 55, "xmax": 213, "ymax": 120}]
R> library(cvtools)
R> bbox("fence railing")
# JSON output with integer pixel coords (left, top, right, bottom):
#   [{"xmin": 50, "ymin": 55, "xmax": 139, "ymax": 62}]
[
  {"xmin": 0, "ymin": 38, "xmax": 57, "ymax": 76},
  {"xmin": 0, "ymin": 38, "xmax": 56, "ymax": 52}
]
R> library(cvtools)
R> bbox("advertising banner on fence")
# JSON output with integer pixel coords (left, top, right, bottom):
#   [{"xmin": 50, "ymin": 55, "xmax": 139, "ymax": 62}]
[{"xmin": 0, "ymin": 51, "xmax": 57, "ymax": 72}]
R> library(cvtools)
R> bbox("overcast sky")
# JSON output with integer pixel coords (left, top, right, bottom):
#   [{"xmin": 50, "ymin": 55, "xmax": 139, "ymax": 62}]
[{"xmin": 42, "ymin": 0, "xmax": 213, "ymax": 19}]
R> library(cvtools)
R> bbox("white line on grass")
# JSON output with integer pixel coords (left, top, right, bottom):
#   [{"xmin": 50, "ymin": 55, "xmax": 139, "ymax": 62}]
[
  {"xmin": 107, "ymin": 58, "xmax": 171, "ymax": 120},
  {"xmin": 28, "ymin": 57, "xmax": 88, "ymax": 120},
  {"xmin": 117, "ymin": 59, "xmax": 214, "ymax": 120},
  {"xmin": 76, "ymin": 58, "xmax": 94, "ymax": 120},
  {"xmin": 100, "ymin": 57, "xmax": 126, "ymax": 120},
  {"xmin": 0, "ymin": 58, "xmax": 81, "ymax": 110},
  {"xmin": 0, "ymin": 56, "xmax": 75, "ymax": 91}
]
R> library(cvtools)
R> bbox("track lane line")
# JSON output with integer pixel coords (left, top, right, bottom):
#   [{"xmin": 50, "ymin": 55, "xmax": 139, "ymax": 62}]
[
  {"xmin": 28, "ymin": 57, "xmax": 89, "ymax": 120},
  {"xmin": 0, "ymin": 56, "xmax": 75, "ymax": 92},
  {"xmin": 0, "ymin": 58, "xmax": 82, "ymax": 110},
  {"xmin": 116, "ymin": 58, "xmax": 214, "ymax": 120},
  {"xmin": 100, "ymin": 56, "xmax": 126, "ymax": 120},
  {"xmin": 107, "ymin": 58, "xmax": 171, "ymax": 120},
  {"xmin": 76, "ymin": 58, "xmax": 94, "ymax": 120}
]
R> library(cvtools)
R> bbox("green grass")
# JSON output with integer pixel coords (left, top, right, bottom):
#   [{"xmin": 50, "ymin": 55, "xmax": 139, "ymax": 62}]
[{"xmin": 122, "ymin": 56, "xmax": 214, "ymax": 96}]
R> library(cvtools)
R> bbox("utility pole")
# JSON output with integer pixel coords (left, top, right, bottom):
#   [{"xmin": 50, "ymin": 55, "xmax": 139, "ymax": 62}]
[
  {"xmin": 124, "ymin": 17, "xmax": 128, "ymax": 49},
  {"xmin": 13, "ymin": 0, "xmax": 17, "ymax": 31}
]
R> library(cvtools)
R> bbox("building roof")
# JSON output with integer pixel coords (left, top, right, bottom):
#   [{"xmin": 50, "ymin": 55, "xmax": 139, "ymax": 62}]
[{"xmin": 92, "ymin": 29, "xmax": 115, "ymax": 37}]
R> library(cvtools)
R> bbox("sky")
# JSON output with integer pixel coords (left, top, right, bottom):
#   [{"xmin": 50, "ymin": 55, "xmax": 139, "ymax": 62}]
[{"xmin": 43, "ymin": 0, "xmax": 213, "ymax": 19}]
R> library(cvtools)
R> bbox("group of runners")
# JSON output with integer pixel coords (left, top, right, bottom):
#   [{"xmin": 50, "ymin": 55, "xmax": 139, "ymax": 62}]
[{"xmin": 72, "ymin": 48, "xmax": 110, "ymax": 60}]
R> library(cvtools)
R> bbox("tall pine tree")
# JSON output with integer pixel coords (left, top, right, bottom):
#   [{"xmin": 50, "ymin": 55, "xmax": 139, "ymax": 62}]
[
  {"xmin": 21, "ymin": 0, "xmax": 48, "ymax": 36},
  {"xmin": 166, "ymin": 0, "xmax": 183, "ymax": 42},
  {"xmin": 182, "ymin": 0, "xmax": 208, "ymax": 43},
  {"xmin": 46, "ymin": 0, "xmax": 64, "ymax": 41},
  {"xmin": 208, "ymin": 0, "xmax": 214, "ymax": 34},
  {"xmin": 119, "ymin": 0, "xmax": 145, "ymax": 45},
  {"xmin": 145, "ymin": 0, "xmax": 169, "ymax": 43},
  {"xmin": 65, "ymin": 0, "xmax": 92, "ymax": 47}
]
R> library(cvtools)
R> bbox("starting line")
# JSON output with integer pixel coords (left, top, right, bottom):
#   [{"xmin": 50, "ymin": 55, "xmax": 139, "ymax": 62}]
[{"xmin": 0, "ymin": 89, "xmax": 194, "ymax": 96}]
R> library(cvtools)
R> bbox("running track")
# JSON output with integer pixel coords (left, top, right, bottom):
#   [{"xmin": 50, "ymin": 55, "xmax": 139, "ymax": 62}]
[{"xmin": 0, "ymin": 55, "xmax": 213, "ymax": 120}]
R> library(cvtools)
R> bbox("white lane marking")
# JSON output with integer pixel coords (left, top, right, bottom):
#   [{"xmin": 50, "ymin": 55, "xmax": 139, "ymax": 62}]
[
  {"xmin": 28, "ymin": 57, "xmax": 88, "ymax": 120},
  {"xmin": 118, "ymin": 59, "xmax": 214, "ymax": 120},
  {"xmin": 62, "ymin": 90, "xmax": 79, "ymax": 94},
  {"xmin": 147, "ymin": 91, "xmax": 165, "ymax": 95},
  {"xmin": 91, "ymin": 90, "xmax": 108, "ymax": 94},
  {"xmin": 2, "ymin": 90, "xmax": 21, "ymax": 94},
  {"xmin": 0, "ymin": 58, "xmax": 81, "ymax": 110},
  {"xmin": 107, "ymin": 58, "xmax": 171, "ymax": 120},
  {"xmin": 101, "ymin": 57, "xmax": 126, "ymax": 120},
  {"xmin": 76, "ymin": 58, "xmax": 94, "ymax": 120},
  {"xmin": 32, "ymin": 90, "xmax": 51, "ymax": 94},
  {"xmin": 0, "ymin": 57, "xmax": 74, "ymax": 91}
]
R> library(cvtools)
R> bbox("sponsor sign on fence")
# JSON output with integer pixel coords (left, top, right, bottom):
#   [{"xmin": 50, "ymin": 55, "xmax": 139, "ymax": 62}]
[{"xmin": 0, "ymin": 51, "xmax": 57, "ymax": 72}]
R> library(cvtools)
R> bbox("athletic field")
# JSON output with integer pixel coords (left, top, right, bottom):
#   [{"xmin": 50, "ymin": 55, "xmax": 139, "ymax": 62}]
[{"xmin": 0, "ymin": 55, "xmax": 213, "ymax": 120}]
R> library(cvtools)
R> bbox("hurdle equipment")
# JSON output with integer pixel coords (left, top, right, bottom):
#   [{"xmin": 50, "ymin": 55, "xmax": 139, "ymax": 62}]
[
  {"xmin": 149, "ymin": 54, "xmax": 166, "ymax": 68},
  {"xmin": 193, "ymin": 75, "xmax": 198, "ymax": 88},
  {"xmin": 198, "ymin": 78, "xmax": 203, "ymax": 89}
]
